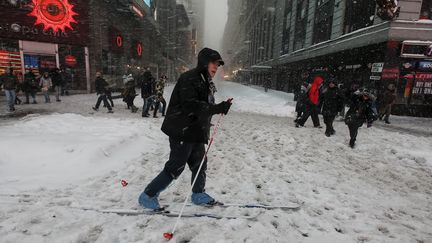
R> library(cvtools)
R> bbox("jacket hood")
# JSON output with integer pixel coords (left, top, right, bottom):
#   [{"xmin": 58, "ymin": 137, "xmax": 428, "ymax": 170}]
[
  {"xmin": 312, "ymin": 76, "xmax": 324, "ymax": 86},
  {"xmin": 197, "ymin": 48, "xmax": 224, "ymax": 74}
]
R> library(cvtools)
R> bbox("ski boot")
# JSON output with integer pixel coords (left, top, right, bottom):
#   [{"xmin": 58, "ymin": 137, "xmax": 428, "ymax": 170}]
[
  {"xmin": 191, "ymin": 192, "xmax": 216, "ymax": 206},
  {"xmin": 138, "ymin": 192, "xmax": 161, "ymax": 210}
]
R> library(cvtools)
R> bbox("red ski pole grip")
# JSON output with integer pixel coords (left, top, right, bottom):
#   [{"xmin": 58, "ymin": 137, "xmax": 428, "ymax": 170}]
[{"xmin": 163, "ymin": 232, "xmax": 173, "ymax": 240}]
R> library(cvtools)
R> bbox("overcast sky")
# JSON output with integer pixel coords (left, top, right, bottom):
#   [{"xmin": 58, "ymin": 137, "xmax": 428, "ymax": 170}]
[{"xmin": 203, "ymin": 0, "xmax": 228, "ymax": 51}]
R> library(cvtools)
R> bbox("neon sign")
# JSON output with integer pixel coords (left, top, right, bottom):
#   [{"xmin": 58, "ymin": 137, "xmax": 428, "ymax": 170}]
[
  {"xmin": 28, "ymin": 0, "xmax": 78, "ymax": 33},
  {"xmin": 136, "ymin": 42, "xmax": 143, "ymax": 57}
]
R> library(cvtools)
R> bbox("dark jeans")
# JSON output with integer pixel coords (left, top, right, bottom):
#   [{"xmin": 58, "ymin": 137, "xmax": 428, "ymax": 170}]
[
  {"xmin": 348, "ymin": 124, "xmax": 359, "ymax": 142},
  {"xmin": 144, "ymin": 138, "xmax": 207, "ymax": 197},
  {"xmin": 25, "ymin": 91, "xmax": 36, "ymax": 103},
  {"xmin": 324, "ymin": 115, "xmax": 336, "ymax": 135},
  {"xmin": 142, "ymin": 96, "xmax": 155, "ymax": 115},
  {"xmin": 155, "ymin": 97, "xmax": 166, "ymax": 116},
  {"xmin": 379, "ymin": 104, "xmax": 392, "ymax": 121},
  {"xmin": 124, "ymin": 96, "xmax": 136, "ymax": 108},
  {"xmin": 95, "ymin": 94, "xmax": 112, "ymax": 110},
  {"xmin": 297, "ymin": 103, "xmax": 320, "ymax": 127}
]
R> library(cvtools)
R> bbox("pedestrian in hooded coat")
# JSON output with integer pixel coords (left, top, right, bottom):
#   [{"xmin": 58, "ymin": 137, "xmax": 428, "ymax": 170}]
[
  {"xmin": 321, "ymin": 79, "xmax": 344, "ymax": 137},
  {"xmin": 39, "ymin": 72, "xmax": 52, "ymax": 103},
  {"xmin": 379, "ymin": 83, "xmax": 396, "ymax": 124},
  {"xmin": 122, "ymin": 73, "xmax": 138, "ymax": 113},
  {"xmin": 51, "ymin": 68, "xmax": 63, "ymax": 102},
  {"xmin": 23, "ymin": 70, "xmax": 38, "ymax": 104},
  {"xmin": 295, "ymin": 82, "xmax": 310, "ymax": 123},
  {"xmin": 141, "ymin": 70, "xmax": 157, "ymax": 117},
  {"xmin": 92, "ymin": 72, "xmax": 113, "ymax": 113},
  {"xmin": 138, "ymin": 48, "xmax": 232, "ymax": 210},
  {"xmin": 154, "ymin": 75, "xmax": 167, "ymax": 117},
  {"xmin": 0, "ymin": 68, "xmax": 19, "ymax": 111},
  {"xmin": 296, "ymin": 75, "xmax": 324, "ymax": 128},
  {"xmin": 345, "ymin": 90, "xmax": 377, "ymax": 148}
]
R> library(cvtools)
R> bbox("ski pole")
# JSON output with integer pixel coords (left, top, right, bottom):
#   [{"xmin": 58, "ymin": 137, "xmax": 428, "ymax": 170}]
[{"xmin": 164, "ymin": 99, "xmax": 232, "ymax": 241}]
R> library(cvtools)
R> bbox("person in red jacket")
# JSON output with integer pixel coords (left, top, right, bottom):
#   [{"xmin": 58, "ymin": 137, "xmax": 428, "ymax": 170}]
[{"xmin": 296, "ymin": 75, "xmax": 324, "ymax": 128}]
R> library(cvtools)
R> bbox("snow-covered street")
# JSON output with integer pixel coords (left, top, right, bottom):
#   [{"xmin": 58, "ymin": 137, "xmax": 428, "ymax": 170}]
[{"xmin": 1, "ymin": 81, "xmax": 432, "ymax": 243}]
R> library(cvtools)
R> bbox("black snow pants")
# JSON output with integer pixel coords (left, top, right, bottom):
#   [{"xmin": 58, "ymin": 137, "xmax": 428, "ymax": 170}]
[
  {"xmin": 144, "ymin": 138, "xmax": 207, "ymax": 197},
  {"xmin": 95, "ymin": 94, "xmax": 112, "ymax": 111},
  {"xmin": 323, "ymin": 115, "xmax": 336, "ymax": 135},
  {"xmin": 297, "ymin": 103, "xmax": 321, "ymax": 127},
  {"xmin": 348, "ymin": 124, "xmax": 360, "ymax": 142}
]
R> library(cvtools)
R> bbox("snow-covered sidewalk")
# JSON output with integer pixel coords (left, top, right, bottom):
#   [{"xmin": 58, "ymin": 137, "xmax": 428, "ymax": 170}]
[{"xmin": 0, "ymin": 81, "xmax": 431, "ymax": 242}]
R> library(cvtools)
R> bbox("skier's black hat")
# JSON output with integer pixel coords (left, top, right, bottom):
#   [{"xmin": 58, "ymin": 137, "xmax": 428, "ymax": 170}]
[{"xmin": 197, "ymin": 48, "xmax": 225, "ymax": 69}]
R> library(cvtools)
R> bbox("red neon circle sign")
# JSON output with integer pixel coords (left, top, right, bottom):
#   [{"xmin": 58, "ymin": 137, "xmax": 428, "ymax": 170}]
[
  {"xmin": 116, "ymin": 35, "xmax": 123, "ymax": 48},
  {"xmin": 28, "ymin": 0, "xmax": 78, "ymax": 33},
  {"xmin": 136, "ymin": 43, "xmax": 142, "ymax": 56}
]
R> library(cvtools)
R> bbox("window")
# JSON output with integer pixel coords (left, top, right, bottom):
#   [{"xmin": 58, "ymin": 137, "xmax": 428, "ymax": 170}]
[
  {"xmin": 293, "ymin": 0, "xmax": 308, "ymax": 50},
  {"xmin": 420, "ymin": 0, "xmax": 431, "ymax": 20},
  {"xmin": 282, "ymin": 0, "xmax": 293, "ymax": 54},
  {"xmin": 313, "ymin": 0, "xmax": 334, "ymax": 44},
  {"xmin": 344, "ymin": 0, "xmax": 376, "ymax": 34}
]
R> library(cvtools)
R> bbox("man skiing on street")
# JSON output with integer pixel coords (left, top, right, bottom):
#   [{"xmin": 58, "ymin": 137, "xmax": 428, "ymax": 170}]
[{"xmin": 138, "ymin": 48, "xmax": 232, "ymax": 210}]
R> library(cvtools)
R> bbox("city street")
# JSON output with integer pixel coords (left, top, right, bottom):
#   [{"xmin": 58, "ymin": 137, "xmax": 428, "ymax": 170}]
[{"xmin": 1, "ymin": 82, "xmax": 431, "ymax": 242}]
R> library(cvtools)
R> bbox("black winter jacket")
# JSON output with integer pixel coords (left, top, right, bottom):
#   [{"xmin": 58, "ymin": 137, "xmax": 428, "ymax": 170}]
[
  {"xmin": 321, "ymin": 87, "xmax": 344, "ymax": 117},
  {"xmin": 141, "ymin": 78, "xmax": 155, "ymax": 98},
  {"xmin": 345, "ymin": 93, "xmax": 377, "ymax": 127},
  {"xmin": 161, "ymin": 48, "xmax": 223, "ymax": 143},
  {"xmin": 95, "ymin": 77, "xmax": 109, "ymax": 95}
]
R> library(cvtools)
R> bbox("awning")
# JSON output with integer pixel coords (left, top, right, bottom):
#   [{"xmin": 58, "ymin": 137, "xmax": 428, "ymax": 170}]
[{"xmin": 251, "ymin": 65, "xmax": 272, "ymax": 69}]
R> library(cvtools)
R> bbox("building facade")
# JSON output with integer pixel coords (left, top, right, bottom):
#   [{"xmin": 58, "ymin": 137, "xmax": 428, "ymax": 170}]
[
  {"xmin": 223, "ymin": 0, "xmax": 432, "ymax": 117},
  {"xmin": 0, "ymin": 0, "xmax": 196, "ymax": 92}
]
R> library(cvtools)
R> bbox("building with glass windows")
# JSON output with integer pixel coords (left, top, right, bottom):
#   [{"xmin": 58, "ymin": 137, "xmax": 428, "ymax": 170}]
[
  {"xmin": 0, "ymin": 0, "xmax": 196, "ymax": 92},
  {"xmin": 223, "ymin": 0, "xmax": 432, "ymax": 117}
]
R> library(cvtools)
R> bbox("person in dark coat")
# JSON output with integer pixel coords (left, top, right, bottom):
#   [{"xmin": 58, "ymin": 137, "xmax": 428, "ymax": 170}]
[
  {"xmin": 264, "ymin": 77, "xmax": 271, "ymax": 92},
  {"xmin": 154, "ymin": 75, "xmax": 167, "ymax": 117},
  {"xmin": 92, "ymin": 72, "xmax": 113, "ymax": 113},
  {"xmin": 141, "ymin": 70, "xmax": 156, "ymax": 117},
  {"xmin": 345, "ymin": 90, "xmax": 377, "ymax": 148},
  {"xmin": 378, "ymin": 83, "xmax": 396, "ymax": 124},
  {"xmin": 138, "ymin": 48, "xmax": 232, "ymax": 210},
  {"xmin": 295, "ymin": 82, "xmax": 309, "ymax": 123},
  {"xmin": 122, "ymin": 73, "xmax": 138, "ymax": 113},
  {"xmin": 51, "ymin": 68, "xmax": 63, "ymax": 102},
  {"xmin": 0, "ymin": 68, "xmax": 19, "ymax": 111},
  {"xmin": 23, "ymin": 70, "xmax": 39, "ymax": 104},
  {"xmin": 321, "ymin": 79, "xmax": 344, "ymax": 137},
  {"xmin": 296, "ymin": 75, "xmax": 324, "ymax": 128}
]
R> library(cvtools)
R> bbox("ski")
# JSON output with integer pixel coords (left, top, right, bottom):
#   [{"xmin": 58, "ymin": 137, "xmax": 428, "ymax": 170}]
[
  {"xmin": 71, "ymin": 207, "xmax": 260, "ymax": 220},
  {"xmin": 165, "ymin": 201, "xmax": 303, "ymax": 211}
]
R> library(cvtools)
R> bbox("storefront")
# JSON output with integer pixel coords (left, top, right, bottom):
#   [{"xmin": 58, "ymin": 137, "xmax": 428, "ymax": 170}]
[
  {"xmin": 0, "ymin": 0, "xmax": 89, "ymax": 91},
  {"xmin": 274, "ymin": 40, "xmax": 432, "ymax": 117}
]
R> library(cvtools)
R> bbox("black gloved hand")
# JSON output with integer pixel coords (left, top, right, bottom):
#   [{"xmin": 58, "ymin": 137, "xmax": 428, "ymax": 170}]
[{"xmin": 212, "ymin": 100, "xmax": 232, "ymax": 115}]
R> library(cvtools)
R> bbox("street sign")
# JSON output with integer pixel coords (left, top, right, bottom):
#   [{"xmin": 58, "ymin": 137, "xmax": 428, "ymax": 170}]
[{"xmin": 371, "ymin": 63, "xmax": 384, "ymax": 73}]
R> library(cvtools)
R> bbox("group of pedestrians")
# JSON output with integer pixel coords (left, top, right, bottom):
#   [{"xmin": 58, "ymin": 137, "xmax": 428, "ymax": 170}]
[
  {"xmin": 91, "ymin": 69, "xmax": 167, "ymax": 118},
  {"xmin": 0, "ymin": 68, "xmax": 66, "ymax": 112},
  {"xmin": 294, "ymin": 73, "xmax": 397, "ymax": 148}
]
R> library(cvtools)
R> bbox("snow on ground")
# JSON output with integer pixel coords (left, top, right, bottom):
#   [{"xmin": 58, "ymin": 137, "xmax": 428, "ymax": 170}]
[
  {"xmin": 0, "ymin": 81, "xmax": 432, "ymax": 243},
  {"xmin": 216, "ymin": 81, "xmax": 296, "ymax": 117}
]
